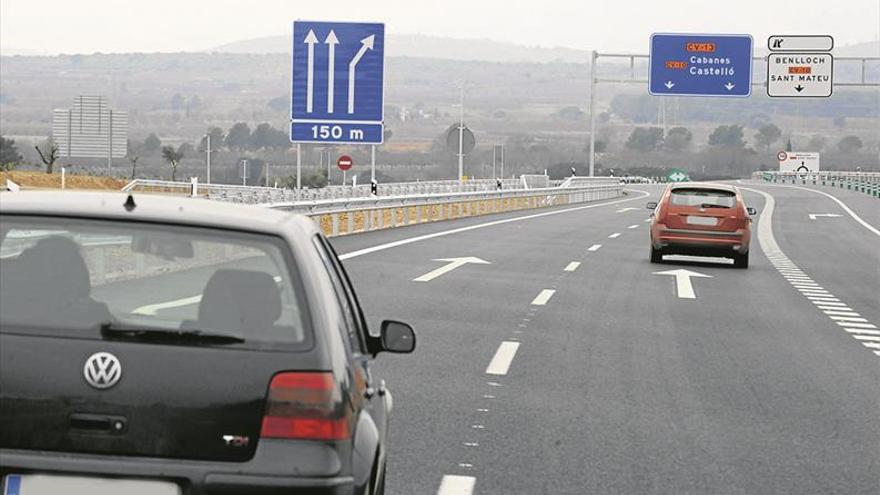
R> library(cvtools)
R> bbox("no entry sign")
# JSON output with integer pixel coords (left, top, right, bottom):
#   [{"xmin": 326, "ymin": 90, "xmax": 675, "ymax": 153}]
[{"xmin": 337, "ymin": 155, "xmax": 353, "ymax": 171}]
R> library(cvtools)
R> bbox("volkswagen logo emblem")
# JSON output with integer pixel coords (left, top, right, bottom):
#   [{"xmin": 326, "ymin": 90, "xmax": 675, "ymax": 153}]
[{"xmin": 83, "ymin": 352, "xmax": 122, "ymax": 390}]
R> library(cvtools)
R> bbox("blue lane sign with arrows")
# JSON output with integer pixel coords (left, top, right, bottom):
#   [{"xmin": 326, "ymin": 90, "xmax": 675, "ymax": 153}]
[
  {"xmin": 291, "ymin": 21, "xmax": 385, "ymax": 144},
  {"xmin": 649, "ymin": 33, "xmax": 753, "ymax": 97}
]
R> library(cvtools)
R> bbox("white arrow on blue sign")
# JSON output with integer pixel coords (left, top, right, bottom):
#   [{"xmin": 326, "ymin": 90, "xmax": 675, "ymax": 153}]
[
  {"xmin": 291, "ymin": 21, "xmax": 385, "ymax": 144},
  {"xmin": 649, "ymin": 33, "xmax": 753, "ymax": 97}
]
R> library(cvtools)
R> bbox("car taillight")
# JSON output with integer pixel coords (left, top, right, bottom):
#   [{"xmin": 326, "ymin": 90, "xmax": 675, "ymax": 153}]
[{"xmin": 260, "ymin": 372, "xmax": 350, "ymax": 441}]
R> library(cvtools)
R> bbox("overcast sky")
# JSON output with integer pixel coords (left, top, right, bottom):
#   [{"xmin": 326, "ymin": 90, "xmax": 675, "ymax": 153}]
[{"xmin": 2, "ymin": 0, "xmax": 878, "ymax": 55}]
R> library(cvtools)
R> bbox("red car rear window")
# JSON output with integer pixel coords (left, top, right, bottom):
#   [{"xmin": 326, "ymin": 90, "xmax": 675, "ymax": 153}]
[{"xmin": 670, "ymin": 188, "xmax": 736, "ymax": 208}]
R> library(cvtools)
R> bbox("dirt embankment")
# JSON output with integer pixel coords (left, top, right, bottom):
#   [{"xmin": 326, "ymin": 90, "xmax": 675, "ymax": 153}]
[{"xmin": 2, "ymin": 170, "xmax": 128, "ymax": 191}]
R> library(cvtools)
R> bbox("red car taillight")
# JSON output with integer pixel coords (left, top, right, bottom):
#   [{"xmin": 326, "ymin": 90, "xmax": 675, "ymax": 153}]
[{"xmin": 260, "ymin": 372, "xmax": 351, "ymax": 441}]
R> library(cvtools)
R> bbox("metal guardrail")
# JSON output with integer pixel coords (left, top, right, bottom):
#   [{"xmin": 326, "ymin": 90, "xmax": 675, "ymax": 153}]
[
  {"xmin": 120, "ymin": 176, "xmax": 625, "ymax": 237},
  {"xmin": 270, "ymin": 183, "xmax": 624, "ymax": 237},
  {"xmin": 754, "ymin": 171, "xmax": 880, "ymax": 198},
  {"xmin": 122, "ymin": 177, "xmax": 537, "ymax": 204}
]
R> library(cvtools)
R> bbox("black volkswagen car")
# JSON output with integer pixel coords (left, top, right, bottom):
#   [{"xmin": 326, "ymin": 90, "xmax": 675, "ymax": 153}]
[{"xmin": 0, "ymin": 191, "xmax": 415, "ymax": 495}]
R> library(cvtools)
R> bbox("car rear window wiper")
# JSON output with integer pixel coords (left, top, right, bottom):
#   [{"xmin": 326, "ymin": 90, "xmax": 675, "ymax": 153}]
[
  {"xmin": 700, "ymin": 203, "xmax": 731, "ymax": 209},
  {"xmin": 100, "ymin": 322, "xmax": 245, "ymax": 345}
]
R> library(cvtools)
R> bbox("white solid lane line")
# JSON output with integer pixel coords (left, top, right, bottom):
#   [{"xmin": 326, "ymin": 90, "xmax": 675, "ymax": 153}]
[
  {"xmin": 853, "ymin": 335, "xmax": 880, "ymax": 341},
  {"xmin": 437, "ymin": 475, "xmax": 476, "ymax": 495},
  {"xmin": 608, "ymin": 233, "xmax": 621, "ymax": 238},
  {"xmin": 587, "ymin": 244, "xmax": 602, "ymax": 251},
  {"xmin": 339, "ymin": 190, "xmax": 651, "ymax": 260},
  {"xmin": 485, "ymin": 341, "xmax": 521, "ymax": 376},
  {"xmin": 531, "ymin": 289, "xmax": 556, "ymax": 305},
  {"xmin": 564, "ymin": 262, "xmax": 581, "ymax": 272}
]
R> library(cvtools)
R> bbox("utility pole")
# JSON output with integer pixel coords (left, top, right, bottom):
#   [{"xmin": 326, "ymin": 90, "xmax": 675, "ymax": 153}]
[
  {"xmin": 242, "ymin": 159, "xmax": 248, "ymax": 186},
  {"xmin": 500, "ymin": 144, "xmax": 505, "ymax": 179},
  {"xmin": 457, "ymin": 84, "xmax": 465, "ymax": 191},
  {"xmin": 492, "ymin": 145, "xmax": 496, "ymax": 179},
  {"xmin": 265, "ymin": 162, "xmax": 270, "ymax": 187},
  {"xmin": 588, "ymin": 50, "xmax": 598, "ymax": 177},
  {"xmin": 205, "ymin": 134, "xmax": 211, "ymax": 184}
]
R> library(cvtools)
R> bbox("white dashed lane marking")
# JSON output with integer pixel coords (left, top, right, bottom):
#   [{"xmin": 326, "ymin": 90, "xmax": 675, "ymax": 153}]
[
  {"xmin": 485, "ymin": 341, "xmax": 520, "ymax": 376},
  {"xmin": 743, "ymin": 186, "xmax": 880, "ymax": 358},
  {"xmin": 587, "ymin": 244, "xmax": 602, "ymax": 252},
  {"xmin": 608, "ymin": 233, "xmax": 621, "ymax": 238},
  {"xmin": 627, "ymin": 224, "xmax": 639, "ymax": 229},
  {"xmin": 564, "ymin": 262, "xmax": 581, "ymax": 272},
  {"xmin": 437, "ymin": 475, "xmax": 476, "ymax": 495},
  {"xmin": 531, "ymin": 289, "xmax": 556, "ymax": 305}
]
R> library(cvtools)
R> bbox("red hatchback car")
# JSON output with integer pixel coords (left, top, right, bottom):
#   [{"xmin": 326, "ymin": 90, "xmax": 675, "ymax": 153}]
[{"xmin": 648, "ymin": 183, "xmax": 756, "ymax": 268}]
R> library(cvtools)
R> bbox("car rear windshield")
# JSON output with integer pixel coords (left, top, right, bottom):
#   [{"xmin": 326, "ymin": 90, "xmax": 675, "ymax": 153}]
[
  {"xmin": 0, "ymin": 216, "xmax": 312, "ymax": 350},
  {"xmin": 670, "ymin": 188, "xmax": 736, "ymax": 208}
]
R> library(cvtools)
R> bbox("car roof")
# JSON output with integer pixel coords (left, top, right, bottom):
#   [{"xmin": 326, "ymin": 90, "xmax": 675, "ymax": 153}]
[
  {"xmin": 667, "ymin": 182, "xmax": 739, "ymax": 193},
  {"xmin": 0, "ymin": 191, "xmax": 318, "ymax": 236}
]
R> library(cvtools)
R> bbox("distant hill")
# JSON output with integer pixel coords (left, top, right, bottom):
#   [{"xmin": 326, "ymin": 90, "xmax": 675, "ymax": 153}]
[{"xmin": 209, "ymin": 33, "xmax": 591, "ymax": 63}]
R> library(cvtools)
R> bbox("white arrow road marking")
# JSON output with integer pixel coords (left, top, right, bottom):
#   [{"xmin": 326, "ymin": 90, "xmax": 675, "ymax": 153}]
[
  {"xmin": 132, "ymin": 295, "xmax": 202, "ymax": 316},
  {"xmin": 485, "ymin": 341, "xmax": 520, "ymax": 375},
  {"xmin": 531, "ymin": 289, "xmax": 556, "ymax": 305},
  {"xmin": 413, "ymin": 257, "xmax": 490, "ymax": 282},
  {"xmin": 131, "ymin": 276, "xmax": 282, "ymax": 315},
  {"xmin": 304, "ymin": 30, "xmax": 318, "ymax": 113},
  {"xmin": 347, "ymin": 34, "xmax": 375, "ymax": 114},
  {"xmin": 325, "ymin": 30, "xmax": 339, "ymax": 113},
  {"xmin": 437, "ymin": 475, "xmax": 476, "ymax": 495},
  {"xmin": 653, "ymin": 269, "xmax": 712, "ymax": 299},
  {"xmin": 808, "ymin": 213, "xmax": 843, "ymax": 220}
]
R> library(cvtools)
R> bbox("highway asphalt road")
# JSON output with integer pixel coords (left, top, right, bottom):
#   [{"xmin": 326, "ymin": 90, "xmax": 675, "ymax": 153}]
[{"xmin": 328, "ymin": 182, "xmax": 880, "ymax": 495}]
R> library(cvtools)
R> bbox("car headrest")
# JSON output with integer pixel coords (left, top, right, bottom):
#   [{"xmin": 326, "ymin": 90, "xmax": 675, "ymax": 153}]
[
  {"xmin": 15, "ymin": 236, "xmax": 92, "ymax": 302},
  {"xmin": 197, "ymin": 269, "xmax": 282, "ymax": 334}
]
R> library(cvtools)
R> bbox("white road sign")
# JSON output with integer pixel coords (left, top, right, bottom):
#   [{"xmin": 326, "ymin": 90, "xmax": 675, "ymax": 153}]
[
  {"xmin": 778, "ymin": 151, "xmax": 820, "ymax": 173},
  {"xmin": 768, "ymin": 35, "xmax": 834, "ymax": 52},
  {"xmin": 767, "ymin": 53, "xmax": 833, "ymax": 97}
]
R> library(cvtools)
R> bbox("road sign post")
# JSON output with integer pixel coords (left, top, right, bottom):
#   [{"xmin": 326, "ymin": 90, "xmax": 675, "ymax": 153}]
[
  {"xmin": 291, "ymin": 21, "xmax": 385, "ymax": 145},
  {"xmin": 649, "ymin": 33, "xmax": 753, "ymax": 97}
]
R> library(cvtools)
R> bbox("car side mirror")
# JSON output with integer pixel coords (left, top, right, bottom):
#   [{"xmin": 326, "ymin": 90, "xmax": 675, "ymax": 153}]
[
  {"xmin": 646, "ymin": 201, "xmax": 658, "ymax": 210},
  {"xmin": 379, "ymin": 320, "xmax": 415, "ymax": 354},
  {"xmin": 747, "ymin": 207, "xmax": 757, "ymax": 216}
]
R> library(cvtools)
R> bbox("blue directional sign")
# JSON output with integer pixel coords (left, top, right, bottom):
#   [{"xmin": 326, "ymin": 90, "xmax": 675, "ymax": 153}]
[
  {"xmin": 649, "ymin": 33, "xmax": 753, "ymax": 97},
  {"xmin": 291, "ymin": 21, "xmax": 385, "ymax": 144}
]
